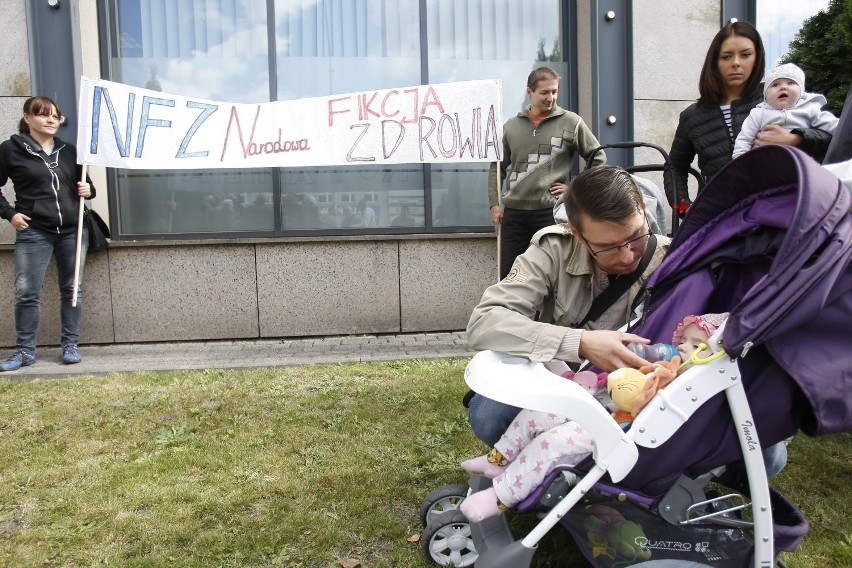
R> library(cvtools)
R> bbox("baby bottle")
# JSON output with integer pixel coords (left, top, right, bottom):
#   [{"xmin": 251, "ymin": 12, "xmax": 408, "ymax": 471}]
[{"xmin": 626, "ymin": 342, "xmax": 679, "ymax": 361}]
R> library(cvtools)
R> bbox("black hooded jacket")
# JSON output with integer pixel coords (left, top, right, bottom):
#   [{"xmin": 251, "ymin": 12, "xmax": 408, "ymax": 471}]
[{"xmin": 0, "ymin": 133, "xmax": 95, "ymax": 234}]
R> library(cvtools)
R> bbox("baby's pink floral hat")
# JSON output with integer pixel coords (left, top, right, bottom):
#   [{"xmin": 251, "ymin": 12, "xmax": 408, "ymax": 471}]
[{"xmin": 672, "ymin": 312, "xmax": 730, "ymax": 345}]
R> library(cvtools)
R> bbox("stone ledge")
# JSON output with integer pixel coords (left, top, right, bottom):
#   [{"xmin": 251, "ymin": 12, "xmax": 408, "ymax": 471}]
[{"xmin": 0, "ymin": 231, "xmax": 496, "ymax": 251}]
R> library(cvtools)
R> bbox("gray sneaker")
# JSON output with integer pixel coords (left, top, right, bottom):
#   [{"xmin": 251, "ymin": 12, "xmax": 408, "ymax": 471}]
[
  {"xmin": 0, "ymin": 350, "xmax": 37, "ymax": 372},
  {"xmin": 61, "ymin": 345, "xmax": 82, "ymax": 365}
]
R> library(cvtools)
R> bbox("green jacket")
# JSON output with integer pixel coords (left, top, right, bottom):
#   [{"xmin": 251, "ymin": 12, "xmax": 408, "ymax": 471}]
[
  {"xmin": 489, "ymin": 105, "xmax": 606, "ymax": 209},
  {"xmin": 467, "ymin": 225, "xmax": 670, "ymax": 363}
]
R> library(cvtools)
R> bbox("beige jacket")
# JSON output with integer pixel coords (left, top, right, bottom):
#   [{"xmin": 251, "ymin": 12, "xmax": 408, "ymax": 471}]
[{"xmin": 467, "ymin": 225, "xmax": 670, "ymax": 363}]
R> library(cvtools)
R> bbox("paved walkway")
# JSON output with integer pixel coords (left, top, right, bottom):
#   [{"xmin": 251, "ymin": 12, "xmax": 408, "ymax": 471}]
[{"xmin": 2, "ymin": 332, "xmax": 475, "ymax": 379}]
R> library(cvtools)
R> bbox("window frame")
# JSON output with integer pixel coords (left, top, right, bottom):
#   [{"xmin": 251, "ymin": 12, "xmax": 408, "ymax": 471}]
[{"xmin": 95, "ymin": 0, "xmax": 574, "ymax": 241}]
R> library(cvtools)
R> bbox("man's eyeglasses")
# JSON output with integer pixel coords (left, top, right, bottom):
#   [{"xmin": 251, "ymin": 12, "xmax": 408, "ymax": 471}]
[{"xmin": 579, "ymin": 215, "xmax": 652, "ymax": 259}]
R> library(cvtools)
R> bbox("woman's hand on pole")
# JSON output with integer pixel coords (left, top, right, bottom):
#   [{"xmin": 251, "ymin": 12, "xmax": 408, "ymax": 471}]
[{"xmin": 76, "ymin": 181, "xmax": 92, "ymax": 199}]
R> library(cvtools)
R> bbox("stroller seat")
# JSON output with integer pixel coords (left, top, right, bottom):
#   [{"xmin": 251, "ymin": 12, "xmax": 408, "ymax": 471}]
[
  {"xmin": 460, "ymin": 343, "xmax": 798, "ymax": 568},
  {"xmin": 465, "ymin": 344, "xmax": 808, "ymax": 568}
]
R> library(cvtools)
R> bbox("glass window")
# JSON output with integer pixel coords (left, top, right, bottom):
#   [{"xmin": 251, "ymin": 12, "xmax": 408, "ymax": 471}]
[
  {"xmin": 117, "ymin": 169, "xmax": 274, "ymax": 235},
  {"xmin": 279, "ymin": 165, "xmax": 423, "ymax": 230},
  {"xmin": 102, "ymin": 0, "xmax": 570, "ymax": 237},
  {"xmin": 107, "ymin": 0, "xmax": 273, "ymax": 236},
  {"xmin": 274, "ymin": 0, "xmax": 423, "ymax": 231},
  {"xmin": 426, "ymin": 0, "xmax": 566, "ymax": 227}
]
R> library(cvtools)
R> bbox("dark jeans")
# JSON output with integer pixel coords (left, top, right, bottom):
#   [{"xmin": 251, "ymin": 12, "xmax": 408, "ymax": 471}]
[
  {"xmin": 499, "ymin": 207, "xmax": 556, "ymax": 279},
  {"xmin": 13, "ymin": 225, "xmax": 88, "ymax": 353},
  {"xmin": 467, "ymin": 392, "xmax": 522, "ymax": 446}
]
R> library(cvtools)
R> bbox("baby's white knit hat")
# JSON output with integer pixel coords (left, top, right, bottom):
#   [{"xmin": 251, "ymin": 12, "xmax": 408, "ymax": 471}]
[{"xmin": 764, "ymin": 63, "xmax": 805, "ymax": 96}]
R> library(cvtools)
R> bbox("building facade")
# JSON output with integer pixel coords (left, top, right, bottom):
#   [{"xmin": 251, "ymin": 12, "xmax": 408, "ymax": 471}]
[{"xmin": 1, "ymin": 0, "xmax": 760, "ymax": 347}]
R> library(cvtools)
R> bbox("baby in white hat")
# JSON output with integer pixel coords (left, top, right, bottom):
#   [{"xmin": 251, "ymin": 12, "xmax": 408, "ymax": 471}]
[{"xmin": 733, "ymin": 63, "xmax": 839, "ymax": 159}]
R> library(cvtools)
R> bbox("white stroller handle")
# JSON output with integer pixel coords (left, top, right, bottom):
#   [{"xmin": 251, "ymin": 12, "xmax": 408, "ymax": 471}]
[{"xmin": 464, "ymin": 351, "xmax": 638, "ymax": 481}]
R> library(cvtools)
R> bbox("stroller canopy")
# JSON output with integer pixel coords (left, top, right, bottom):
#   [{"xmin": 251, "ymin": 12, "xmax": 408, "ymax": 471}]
[{"xmin": 623, "ymin": 145, "xmax": 850, "ymax": 492}]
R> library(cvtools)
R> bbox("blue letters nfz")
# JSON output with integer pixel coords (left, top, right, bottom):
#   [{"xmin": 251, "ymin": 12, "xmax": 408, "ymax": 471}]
[{"xmin": 89, "ymin": 87, "xmax": 216, "ymax": 160}]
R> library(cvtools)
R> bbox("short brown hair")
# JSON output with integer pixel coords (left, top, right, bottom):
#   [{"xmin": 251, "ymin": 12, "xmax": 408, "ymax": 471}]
[
  {"xmin": 19, "ymin": 96, "xmax": 62, "ymax": 134},
  {"xmin": 527, "ymin": 66, "xmax": 561, "ymax": 90},
  {"xmin": 564, "ymin": 167, "xmax": 643, "ymax": 231}
]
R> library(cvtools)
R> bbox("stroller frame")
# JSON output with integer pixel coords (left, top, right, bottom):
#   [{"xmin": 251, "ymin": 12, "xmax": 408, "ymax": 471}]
[
  {"xmin": 459, "ymin": 334, "xmax": 775, "ymax": 568},
  {"xmin": 586, "ymin": 140, "xmax": 705, "ymax": 234}
]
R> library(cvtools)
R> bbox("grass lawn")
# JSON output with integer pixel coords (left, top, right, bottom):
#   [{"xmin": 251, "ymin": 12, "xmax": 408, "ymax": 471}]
[{"xmin": 1, "ymin": 359, "xmax": 849, "ymax": 567}]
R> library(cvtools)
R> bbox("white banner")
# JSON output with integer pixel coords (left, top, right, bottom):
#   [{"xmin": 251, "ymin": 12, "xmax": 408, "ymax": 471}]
[{"xmin": 76, "ymin": 77, "xmax": 503, "ymax": 169}]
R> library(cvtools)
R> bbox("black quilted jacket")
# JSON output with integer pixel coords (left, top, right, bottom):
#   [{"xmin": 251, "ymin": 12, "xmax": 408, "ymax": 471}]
[{"xmin": 665, "ymin": 91, "xmax": 832, "ymax": 205}]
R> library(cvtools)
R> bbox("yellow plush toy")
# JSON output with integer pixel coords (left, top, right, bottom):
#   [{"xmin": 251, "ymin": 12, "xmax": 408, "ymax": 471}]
[
  {"xmin": 607, "ymin": 313, "xmax": 728, "ymax": 423},
  {"xmin": 607, "ymin": 356, "xmax": 682, "ymax": 422},
  {"xmin": 606, "ymin": 367, "xmax": 648, "ymax": 424}
]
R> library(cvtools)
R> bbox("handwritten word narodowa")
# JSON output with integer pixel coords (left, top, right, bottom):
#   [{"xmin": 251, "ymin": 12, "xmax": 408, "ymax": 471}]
[{"xmin": 221, "ymin": 106, "xmax": 311, "ymax": 161}]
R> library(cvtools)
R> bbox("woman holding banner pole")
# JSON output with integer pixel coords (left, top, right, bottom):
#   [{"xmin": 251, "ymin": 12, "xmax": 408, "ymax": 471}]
[
  {"xmin": 0, "ymin": 96, "xmax": 95, "ymax": 371},
  {"xmin": 489, "ymin": 66, "xmax": 606, "ymax": 280}
]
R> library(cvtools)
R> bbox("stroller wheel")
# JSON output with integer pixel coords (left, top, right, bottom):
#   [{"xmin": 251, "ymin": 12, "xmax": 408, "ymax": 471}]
[
  {"xmin": 422, "ymin": 509, "xmax": 478, "ymax": 567},
  {"xmin": 419, "ymin": 483, "xmax": 469, "ymax": 527}
]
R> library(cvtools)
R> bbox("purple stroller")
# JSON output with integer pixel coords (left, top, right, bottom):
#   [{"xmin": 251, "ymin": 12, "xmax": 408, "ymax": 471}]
[{"xmin": 420, "ymin": 145, "xmax": 851, "ymax": 567}]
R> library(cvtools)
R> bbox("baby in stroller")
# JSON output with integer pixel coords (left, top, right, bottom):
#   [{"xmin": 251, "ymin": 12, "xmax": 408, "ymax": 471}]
[{"xmin": 458, "ymin": 313, "xmax": 727, "ymax": 523}]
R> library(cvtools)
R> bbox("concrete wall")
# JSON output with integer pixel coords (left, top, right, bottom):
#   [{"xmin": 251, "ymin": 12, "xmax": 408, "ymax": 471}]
[
  {"xmin": 0, "ymin": 1, "xmax": 726, "ymax": 348},
  {"xmin": 631, "ymin": 0, "xmax": 721, "ymax": 221},
  {"xmin": 0, "ymin": 0, "xmax": 31, "ymax": 246},
  {"xmin": 0, "ymin": 0, "xmax": 30, "ymax": 98},
  {"xmin": 0, "ymin": 236, "xmax": 497, "ymax": 347}
]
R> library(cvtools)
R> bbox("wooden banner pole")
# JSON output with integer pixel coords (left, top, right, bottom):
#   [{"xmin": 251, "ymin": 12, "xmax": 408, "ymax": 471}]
[{"xmin": 71, "ymin": 163, "xmax": 88, "ymax": 308}]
